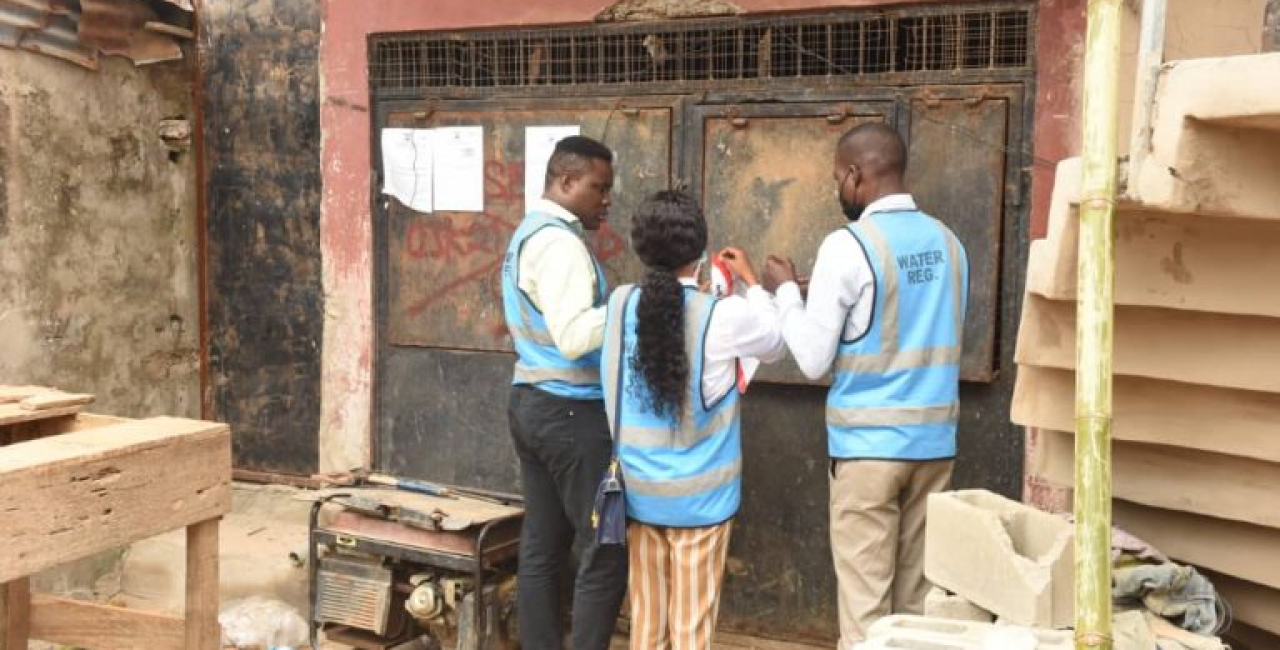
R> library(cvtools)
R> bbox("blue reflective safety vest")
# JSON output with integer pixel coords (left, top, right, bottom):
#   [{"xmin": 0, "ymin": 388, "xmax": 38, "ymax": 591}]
[
  {"xmin": 601, "ymin": 285, "xmax": 742, "ymax": 527},
  {"xmin": 501, "ymin": 211, "xmax": 607, "ymax": 400},
  {"xmin": 827, "ymin": 209, "xmax": 969, "ymax": 460}
]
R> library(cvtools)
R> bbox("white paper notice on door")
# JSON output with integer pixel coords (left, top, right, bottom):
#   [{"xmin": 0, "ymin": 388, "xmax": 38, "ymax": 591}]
[
  {"xmin": 432, "ymin": 126, "xmax": 485, "ymax": 212},
  {"xmin": 524, "ymin": 125, "xmax": 581, "ymax": 208},
  {"xmin": 380, "ymin": 128, "xmax": 435, "ymax": 212}
]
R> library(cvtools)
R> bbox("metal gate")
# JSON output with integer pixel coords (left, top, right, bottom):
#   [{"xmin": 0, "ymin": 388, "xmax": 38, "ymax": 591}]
[{"xmin": 370, "ymin": 4, "xmax": 1035, "ymax": 640}]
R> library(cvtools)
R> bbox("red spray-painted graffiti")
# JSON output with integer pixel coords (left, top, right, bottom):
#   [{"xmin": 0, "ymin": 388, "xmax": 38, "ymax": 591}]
[{"xmin": 401, "ymin": 160, "xmax": 627, "ymax": 341}]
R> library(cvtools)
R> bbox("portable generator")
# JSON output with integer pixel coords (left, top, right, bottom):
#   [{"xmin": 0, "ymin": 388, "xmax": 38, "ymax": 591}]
[{"xmin": 307, "ymin": 486, "xmax": 523, "ymax": 650}]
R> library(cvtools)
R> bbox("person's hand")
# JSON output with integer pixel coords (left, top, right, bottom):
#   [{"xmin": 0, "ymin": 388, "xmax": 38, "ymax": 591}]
[
  {"xmin": 762, "ymin": 255, "xmax": 798, "ymax": 293},
  {"xmin": 717, "ymin": 247, "xmax": 759, "ymax": 287}
]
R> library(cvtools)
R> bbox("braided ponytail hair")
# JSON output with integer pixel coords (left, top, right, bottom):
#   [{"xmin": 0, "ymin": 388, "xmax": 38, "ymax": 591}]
[{"xmin": 629, "ymin": 190, "xmax": 708, "ymax": 421}]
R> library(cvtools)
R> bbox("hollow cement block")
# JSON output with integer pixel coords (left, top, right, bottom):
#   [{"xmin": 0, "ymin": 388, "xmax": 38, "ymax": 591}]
[{"xmin": 924, "ymin": 490, "xmax": 1073, "ymax": 628}]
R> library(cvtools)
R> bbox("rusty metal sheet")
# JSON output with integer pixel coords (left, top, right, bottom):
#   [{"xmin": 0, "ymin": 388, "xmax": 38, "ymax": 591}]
[
  {"xmin": 0, "ymin": 2, "xmax": 98, "ymax": 69},
  {"xmin": 905, "ymin": 96, "xmax": 1007, "ymax": 382},
  {"xmin": 80, "ymin": 0, "xmax": 182, "ymax": 64},
  {"xmin": 19, "ymin": 13, "xmax": 97, "ymax": 68},
  {"xmin": 697, "ymin": 102, "xmax": 892, "ymax": 384},
  {"xmin": 385, "ymin": 104, "xmax": 672, "ymax": 352},
  {"xmin": 0, "ymin": 0, "xmax": 187, "ymax": 68}
]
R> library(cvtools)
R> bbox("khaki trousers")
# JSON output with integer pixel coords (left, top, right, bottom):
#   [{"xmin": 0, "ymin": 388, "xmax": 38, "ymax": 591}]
[
  {"xmin": 627, "ymin": 520, "xmax": 733, "ymax": 650},
  {"xmin": 830, "ymin": 458, "xmax": 953, "ymax": 649}
]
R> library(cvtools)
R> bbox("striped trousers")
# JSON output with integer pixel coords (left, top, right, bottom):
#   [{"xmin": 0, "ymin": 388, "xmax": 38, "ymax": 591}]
[{"xmin": 627, "ymin": 520, "xmax": 733, "ymax": 650}]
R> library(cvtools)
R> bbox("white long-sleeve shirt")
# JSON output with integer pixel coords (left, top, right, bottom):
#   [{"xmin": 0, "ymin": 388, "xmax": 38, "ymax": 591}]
[
  {"xmin": 517, "ymin": 198, "xmax": 606, "ymax": 360},
  {"xmin": 680, "ymin": 278, "xmax": 788, "ymax": 402},
  {"xmin": 775, "ymin": 194, "xmax": 918, "ymax": 379}
]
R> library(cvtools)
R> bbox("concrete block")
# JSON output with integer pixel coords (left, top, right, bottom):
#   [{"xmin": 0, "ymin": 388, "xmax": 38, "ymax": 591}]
[
  {"xmin": 854, "ymin": 615, "xmax": 1072, "ymax": 650},
  {"xmin": 924, "ymin": 490, "xmax": 1073, "ymax": 629},
  {"xmin": 1027, "ymin": 200, "xmax": 1280, "ymax": 320},
  {"xmin": 1132, "ymin": 53, "xmax": 1280, "ymax": 221},
  {"xmin": 924, "ymin": 587, "xmax": 994, "ymax": 623},
  {"xmin": 1032, "ymin": 429, "xmax": 1280, "ymax": 530},
  {"xmin": 1015, "ymin": 295, "xmax": 1280, "ymax": 395}
]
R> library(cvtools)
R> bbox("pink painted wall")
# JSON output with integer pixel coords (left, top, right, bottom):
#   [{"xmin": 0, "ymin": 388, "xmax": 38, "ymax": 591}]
[
  {"xmin": 1031, "ymin": 0, "xmax": 1086, "ymax": 241},
  {"xmin": 318, "ymin": 0, "xmax": 1082, "ymax": 471}
]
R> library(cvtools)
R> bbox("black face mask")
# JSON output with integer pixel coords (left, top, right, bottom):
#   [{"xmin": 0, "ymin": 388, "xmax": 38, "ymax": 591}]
[{"xmin": 840, "ymin": 195, "xmax": 866, "ymax": 222}]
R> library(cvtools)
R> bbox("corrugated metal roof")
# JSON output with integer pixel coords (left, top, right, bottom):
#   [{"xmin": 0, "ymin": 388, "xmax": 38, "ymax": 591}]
[
  {"xmin": 81, "ymin": 0, "xmax": 181, "ymax": 64},
  {"xmin": 0, "ymin": 0, "xmax": 190, "ymax": 70}
]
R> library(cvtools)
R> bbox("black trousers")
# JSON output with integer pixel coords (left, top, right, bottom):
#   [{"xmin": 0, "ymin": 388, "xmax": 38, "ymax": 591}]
[{"xmin": 508, "ymin": 384, "xmax": 628, "ymax": 650}]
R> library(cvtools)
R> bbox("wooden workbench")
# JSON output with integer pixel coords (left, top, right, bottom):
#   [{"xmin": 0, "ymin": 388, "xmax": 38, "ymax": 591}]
[{"xmin": 0, "ymin": 398, "xmax": 231, "ymax": 650}]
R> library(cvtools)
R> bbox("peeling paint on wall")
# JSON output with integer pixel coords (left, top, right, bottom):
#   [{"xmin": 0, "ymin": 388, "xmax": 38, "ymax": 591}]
[
  {"xmin": 595, "ymin": 0, "xmax": 744, "ymax": 21},
  {"xmin": 0, "ymin": 53, "xmax": 198, "ymax": 418}
]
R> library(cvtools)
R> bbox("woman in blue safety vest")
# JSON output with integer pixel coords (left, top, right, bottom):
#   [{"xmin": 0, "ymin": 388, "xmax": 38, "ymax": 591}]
[{"xmin": 600, "ymin": 190, "xmax": 787, "ymax": 650}]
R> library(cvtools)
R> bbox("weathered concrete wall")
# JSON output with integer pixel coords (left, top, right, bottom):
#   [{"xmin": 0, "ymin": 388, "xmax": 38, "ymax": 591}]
[
  {"xmin": 0, "ymin": 53, "xmax": 198, "ymax": 419},
  {"xmin": 0, "ymin": 49, "xmax": 197, "ymax": 605}
]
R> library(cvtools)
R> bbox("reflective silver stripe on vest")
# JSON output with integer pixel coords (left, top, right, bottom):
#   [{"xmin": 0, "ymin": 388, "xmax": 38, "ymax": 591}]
[
  {"xmin": 512, "ymin": 221, "xmax": 605, "ymax": 347},
  {"xmin": 507, "ymin": 320, "xmax": 555, "ymax": 346},
  {"xmin": 625, "ymin": 457, "xmax": 742, "ymax": 497},
  {"xmin": 838, "ymin": 218, "xmax": 965, "ymax": 375},
  {"xmin": 945, "ymin": 230, "xmax": 965, "ymax": 339},
  {"xmin": 826, "ymin": 403, "xmax": 959, "ymax": 427},
  {"xmin": 621, "ymin": 403, "xmax": 736, "ymax": 449},
  {"xmin": 514, "ymin": 362, "xmax": 600, "ymax": 386},
  {"xmin": 618, "ymin": 293, "xmax": 719, "ymax": 448},
  {"xmin": 836, "ymin": 345, "xmax": 961, "ymax": 374},
  {"xmin": 857, "ymin": 219, "xmax": 899, "ymax": 355},
  {"xmin": 602, "ymin": 285, "xmax": 635, "ymax": 431}
]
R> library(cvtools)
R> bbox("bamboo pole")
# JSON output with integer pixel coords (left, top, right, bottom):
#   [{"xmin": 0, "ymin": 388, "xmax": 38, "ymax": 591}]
[{"xmin": 1076, "ymin": 1, "xmax": 1122, "ymax": 649}]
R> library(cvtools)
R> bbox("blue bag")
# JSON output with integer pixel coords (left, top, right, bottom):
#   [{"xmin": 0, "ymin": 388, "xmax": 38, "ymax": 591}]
[{"xmin": 591, "ymin": 457, "xmax": 626, "ymax": 545}]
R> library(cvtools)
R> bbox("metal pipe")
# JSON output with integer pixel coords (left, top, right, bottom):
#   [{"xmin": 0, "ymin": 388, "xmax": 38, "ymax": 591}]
[
  {"xmin": 1127, "ymin": 0, "xmax": 1168, "ymax": 191},
  {"xmin": 1076, "ymin": 1, "xmax": 1122, "ymax": 649},
  {"xmin": 1266, "ymin": 0, "xmax": 1280, "ymax": 52},
  {"xmin": 191, "ymin": 0, "xmax": 213, "ymax": 421}
]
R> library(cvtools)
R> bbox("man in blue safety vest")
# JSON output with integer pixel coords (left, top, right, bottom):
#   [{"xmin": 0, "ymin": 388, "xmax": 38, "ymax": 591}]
[
  {"xmin": 763, "ymin": 123, "xmax": 969, "ymax": 648},
  {"xmin": 500, "ymin": 135, "xmax": 626, "ymax": 650}
]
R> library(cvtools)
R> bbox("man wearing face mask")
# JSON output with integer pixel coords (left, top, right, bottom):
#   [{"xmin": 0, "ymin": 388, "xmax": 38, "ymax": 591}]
[{"xmin": 761, "ymin": 123, "xmax": 969, "ymax": 648}]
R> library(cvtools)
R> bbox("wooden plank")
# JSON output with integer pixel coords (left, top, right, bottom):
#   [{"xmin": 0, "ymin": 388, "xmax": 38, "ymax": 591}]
[
  {"xmin": 0, "ymin": 403, "xmax": 85, "ymax": 428},
  {"xmin": 1030, "ymin": 429, "xmax": 1280, "ymax": 528},
  {"xmin": 1012, "ymin": 365, "xmax": 1280, "ymax": 464},
  {"xmin": 0, "ymin": 417, "xmax": 231, "ymax": 583},
  {"xmin": 714, "ymin": 630, "xmax": 835, "ymax": 649},
  {"xmin": 0, "ymin": 386, "xmax": 51, "ymax": 404},
  {"xmin": 19, "ymin": 392, "xmax": 94, "ymax": 411},
  {"xmin": 1, "ymin": 579, "xmax": 30, "ymax": 650},
  {"xmin": 185, "ymin": 519, "xmax": 221, "ymax": 650},
  {"xmin": 28, "ymin": 594, "xmax": 183, "ymax": 650},
  {"xmin": 1113, "ymin": 500, "xmax": 1280, "ymax": 590},
  {"xmin": 1, "ymin": 413, "xmax": 130, "ymax": 446},
  {"xmin": 1015, "ymin": 294, "xmax": 1280, "ymax": 394},
  {"xmin": 144, "ymin": 21, "xmax": 195, "ymax": 39}
]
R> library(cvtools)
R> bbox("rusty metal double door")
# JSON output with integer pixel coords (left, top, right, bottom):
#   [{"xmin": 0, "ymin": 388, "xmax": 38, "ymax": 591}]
[{"xmin": 374, "ymin": 85, "xmax": 1024, "ymax": 487}]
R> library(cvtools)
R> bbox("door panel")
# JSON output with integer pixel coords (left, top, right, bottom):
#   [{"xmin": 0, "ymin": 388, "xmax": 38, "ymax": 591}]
[
  {"xmin": 693, "ymin": 101, "xmax": 895, "ymax": 384},
  {"xmin": 905, "ymin": 94, "xmax": 1010, "ymax": 381},
  {"xmin": 384, "ymin": 101, "xmax": 675, "ymax": 352}
]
